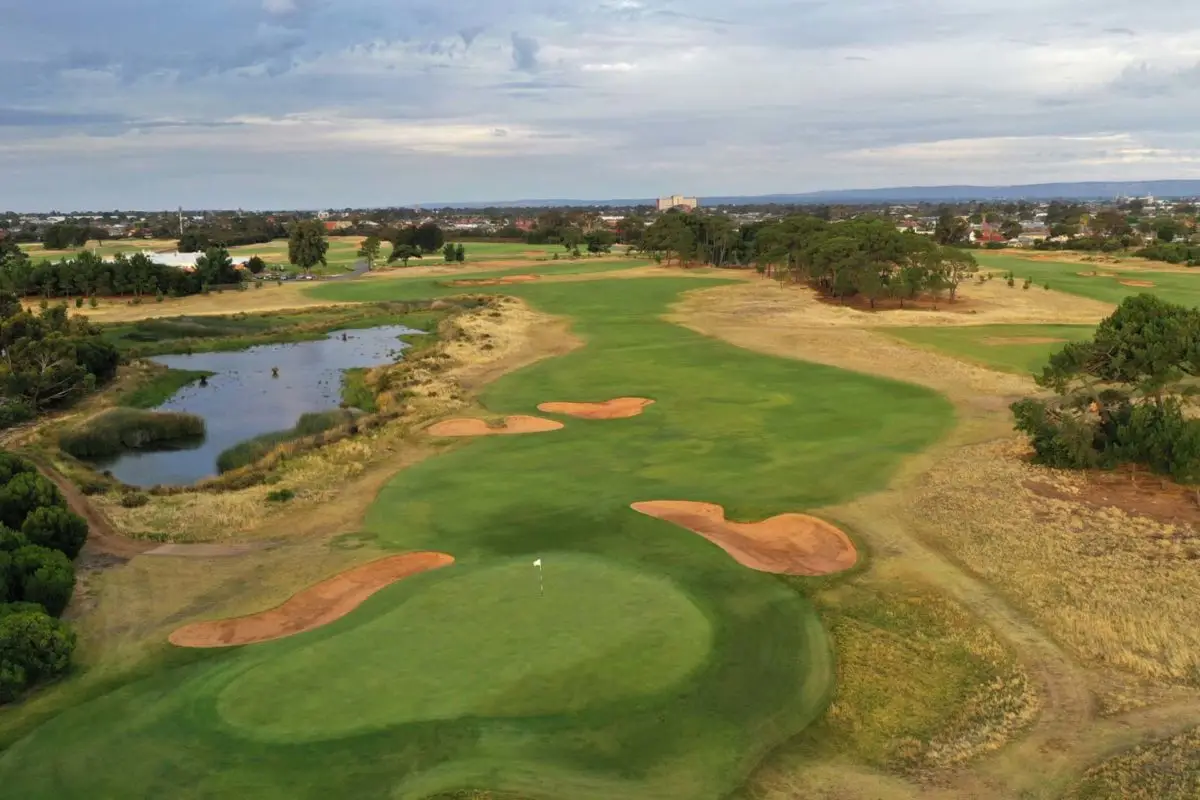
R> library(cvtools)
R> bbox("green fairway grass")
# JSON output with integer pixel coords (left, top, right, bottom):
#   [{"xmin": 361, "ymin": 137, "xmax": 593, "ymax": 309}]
[
  {"xmin": 447, "ymin": 241, "xmax": 561, "ymax": 261},
  {"xmin": 0, "ymin": 277, "xmax": 953, "ymax": 799},
  {"xmin": 975, "ymin": 252, "xmax": 1200, "ymax": 307},
  {"xmin": 886, "ymin": 324, "xmax": 1096, "ymax": 375}
]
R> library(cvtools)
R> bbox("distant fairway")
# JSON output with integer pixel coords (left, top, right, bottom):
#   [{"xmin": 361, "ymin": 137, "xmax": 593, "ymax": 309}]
[
  {"xmin": 975, "ymin": 252, "xmax": 1200, "ymax": 307},
  {"xmin": 0, "ymin": 276, "xmax": 952, "ymax": 799},
  {"xmin": 887, "ymin": 323, "xmax": 1096, "ymax": 375}
]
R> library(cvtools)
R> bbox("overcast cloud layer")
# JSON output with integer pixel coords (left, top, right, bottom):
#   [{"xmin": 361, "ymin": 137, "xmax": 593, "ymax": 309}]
[{"xmin": 3, "ymin": 0, "xmax": 1200, "ymax": 210}]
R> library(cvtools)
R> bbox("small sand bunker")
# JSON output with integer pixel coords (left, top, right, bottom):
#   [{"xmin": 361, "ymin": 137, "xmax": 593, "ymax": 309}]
[
  {"xmin": 449, "ymin": 274, "xmax": 540, "ymax": 287},
  {"xmin": 427, "ymin": 415, "xmax": 564, "ymax": 437},
  {"xmin": 1077, "ymin": 271, "xmax": 1117, "ymax": 278},
  {"xmin": 169, "ymin": 552, "xmax": 454, "ymax": 648},
  {"xmin": 981, "ymin": 337, "xmax": 1068, "ymax": 346},
  {"xmin": 1119, "ymin": 279, "xmax": 1156, "ymax": 288},
  {"xmin": 537, "ymin": 397, "xmax": 655, "ymax": 420},
  {"xmin": 632, "ymin": 501, "xmax": 857, "ymax": 576}
]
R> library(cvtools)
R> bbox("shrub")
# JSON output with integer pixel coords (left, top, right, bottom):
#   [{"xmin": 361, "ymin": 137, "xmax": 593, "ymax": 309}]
[
  {"xmin": 0, "ymin": 402, "xmax": 35, "ymax": 431},
  {"xmin": 215, "ymin": 409, "xmax": 359, "ymax": 473},
  {"xmin": 10, "ymin": 546, "xmax": 75, "ymax": 617},
  {"xmin": 0, "ymin": 527, "xmax": 29, "ymax": 553},
  {"xmin": 21, "ymin": 507, "xmax": 88, "ymax": 560},
  {"xmin": 0, "ymin": 452, "xmax": 37, "ymax": 486},
  {"xmin": 88, "ymin": 296, "xmax": 98, "ymax": 309},
  {"xmin": 120, "ymin": 492, "xmax": 149, "ymax": 508},
  {"xmin": 58, "ymin": 408, "xmax": 205, "ymax": 459},
  {"xmin": 74, "ymin": 296, "xmax": 83, "ymax": 309},
  {"xmin": 266, "ymin": 489, "xmax": 295, "ymax": 503},
  {"xmin": 0, "ymin": 606, "xmax": 75, "ymax": 703},
  {"xmin": 0, "ymin": 473, "xmax": 64, "ymax": 530}
]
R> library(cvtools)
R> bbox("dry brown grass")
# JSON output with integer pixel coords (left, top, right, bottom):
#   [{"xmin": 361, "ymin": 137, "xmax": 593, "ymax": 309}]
[
  {"xmin": 61, "ymin": 282, "xmax": 342, "ymax": 323},
  {"xmin": 913, "ymin": 439, "xmax": 1200, "ymax": 686},
  {"xmin": 1063, "ymin": 726, "xmax": 1200, "ymax": 799}
]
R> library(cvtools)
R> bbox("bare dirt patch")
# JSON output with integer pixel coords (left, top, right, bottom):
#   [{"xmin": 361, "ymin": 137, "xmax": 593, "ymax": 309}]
[
  {"xmin": 426, "ymin": 415, "xmax": 563, "ymax": 437},
  {"xmin": 537, "ymin": 397, "xmax": 654, "ymax": 420},
  {"xmin": 448, "ymin": 274, "xmax": 540, "ymax": 287},
  {"xmin": 631, "ymin": 500, "xmax": 857, "ymax": 576},
  {"xmin": 1077, "ymin": 271, "xmax": 1117, "ymax": 278},
  {"xmin": 816, "ymin": 293, "xmax": 979, "ymax": 314},
  {"xmin": 1025, "ymin": 468, "xmax": 1200, "ymax": 531},
  {"xmin": 168, "ymin": 551, "xmax": 454, "ymax": 647},
  {"xmin": 981, "ymin": 336, "xmax": 1069, "ymax": 346},
  {"xmin": 1120, "ymin": 279, "xmax": 1156, "ymax": 288}
]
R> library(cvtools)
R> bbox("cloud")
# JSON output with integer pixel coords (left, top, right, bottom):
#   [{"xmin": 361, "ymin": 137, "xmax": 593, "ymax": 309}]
[
  {"xmin": 7, "ymin": 0, "xmax": 1200, "ymax": 209},
  {"xmin": 511, "ymin": 32, "xmax": 541, "ymax": 72}
]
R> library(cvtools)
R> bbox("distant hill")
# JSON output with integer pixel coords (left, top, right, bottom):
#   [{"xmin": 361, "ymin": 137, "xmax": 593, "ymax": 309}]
[{"xmin": 421, "ymin": 181, "xmax": 1200, "ymax": 208}]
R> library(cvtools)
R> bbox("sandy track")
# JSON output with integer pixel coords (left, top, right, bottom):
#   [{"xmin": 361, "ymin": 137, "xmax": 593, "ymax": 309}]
[
  {"xmin": 426, "ymin": 415, "xmax": 564, "ymax": 437},
  {"xmin": 169, "ymin": 552, "xmax": 454, "ymax": 647},
  {"xmin": 632, "ymin": 500, "xmax": 857, "ymax": 575},
  {"xmin": 537, "ymin": 397, "xmax": 654, "ymax": 420}
]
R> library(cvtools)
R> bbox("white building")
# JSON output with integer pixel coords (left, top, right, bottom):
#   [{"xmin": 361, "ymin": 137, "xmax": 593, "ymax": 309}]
[{"xmin": 656, "ymin": 194, "xmax": 699, "ymax": 212}]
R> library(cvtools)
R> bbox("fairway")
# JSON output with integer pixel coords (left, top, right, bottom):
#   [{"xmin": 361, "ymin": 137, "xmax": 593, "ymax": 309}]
[
  {"xmin": 886, "ymin": 323, "xmax": 1096, "ymax": 374},
  {"xmin": 0, "ymin": 276, "xmax": 953, "ymax": 799},
  {"xmin": 976, "ymin": 252, "xmax": 1200, "ymax": 307}
]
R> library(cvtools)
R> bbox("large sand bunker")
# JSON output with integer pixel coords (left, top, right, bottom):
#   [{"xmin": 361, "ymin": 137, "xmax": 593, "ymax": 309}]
[
  {"xmin": 537, "ymin": 397, "xmax": 655, "ymax": 420},
  {"xmin": 169, "ymin": 552, "xmax": 454, "ymax": 648},
  {"xmin": 449, "ymin": 274, "xmax": 540, "ymax": 287},
  {"xmin": 982, "ymin": 337, "xmax": 1068, "ymax": 346},
  {"xmin": 1119, "ymin": 279, "xmax": 1156, "ymax": 288},
  {"xmin": 427, "ymin": 415, "xmax": 564, "ymax": 437},
  {"xmin": 632, "ymin": 501, "xmax": 857, "ymax": 576}
]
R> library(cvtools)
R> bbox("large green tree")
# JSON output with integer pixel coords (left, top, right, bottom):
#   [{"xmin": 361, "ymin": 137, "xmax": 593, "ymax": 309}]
[
  {"xmin": 288, "ymin": 221, "xmax": 329, "ymax": 275},
  {"xmin": 358, "ymin": 235, "xmax": 382, "ymax": 270},
  {"xmin": 0, "ymin": 605, "xmax": 75, "ymax": 702}
]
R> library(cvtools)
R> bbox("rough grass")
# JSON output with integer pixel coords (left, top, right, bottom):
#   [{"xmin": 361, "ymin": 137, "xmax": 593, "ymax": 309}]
[
  {"xmin": 58, "ymin": 408, "xmax": 205, "ymax": 459},
  {"xmin": 975, "ymin": 252, "xmax": 1200, "ymax": 307},
  {"xmin": 915, "ymin": 438, "xmax": 1200, "ymax": 685},
  {"xmin": 214, "ymin": 409, "xmax": 361, "ymax": 473},
  {"xmin": 340, "ymin": 367, "xmax": 377, "ymax": 412},
  {"xmin": 1064, "ymin": 727, "xmax": 1200, "ymax": 799},
  {"xmin": 1, "ymin": 277, "xmax": 952, "ymax": 799},
  {"xmin": 885, "ymin": 323, "xmax": 1096, "ymax": 375},
  {"xmin": 115, "ymin": 367, "xmax": 213, "ymax": 409}
]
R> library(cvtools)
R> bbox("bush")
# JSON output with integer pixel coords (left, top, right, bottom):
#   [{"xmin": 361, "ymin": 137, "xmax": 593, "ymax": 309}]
[
  {"xmin": 9, "ymin": 546, "xmax": 75, "ymax": 617},
  {"xmin": 120, "ymin": 492, "xmax": 149, "ymax": 508},
  {"xmin": 0, "ymin": 606, "xmax": 75, "ymax": 703},
  {"xmin": 0, "ymin": 527, "xmax": 29, "ymax": 553},
  {"xmin": 21, "ymin": 507, "xmax": 88, "ymax": 560},
  {"xmin": 0, "ymin": 452, "xmax": 37, "ymax": 486},
  {"xmin": 0, "ymin": 473, "xmax": 64, "ymax": 530},
  {"xmin": 58, "ymin": 408, "xmax": 205, "ymax": 459},
  {"xmin": 0, "ymin": 401, "xmax": 35, "ymax": 431},
  {"xmin": 266, "ymin": 489, "xmax": 295, "ymax": 503},
  {"xmin": 88, "ymin": 296, "xmax": 99, "ymax": 309}
]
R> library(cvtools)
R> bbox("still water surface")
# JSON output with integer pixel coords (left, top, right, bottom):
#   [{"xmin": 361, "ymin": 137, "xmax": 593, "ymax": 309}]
[{"xmin": 95, "ymin": 325, "xmax": 419, "ymax": 487}]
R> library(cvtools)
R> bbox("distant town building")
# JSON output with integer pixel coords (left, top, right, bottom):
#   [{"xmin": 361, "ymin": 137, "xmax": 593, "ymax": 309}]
[{"xmin": 656, "ymin": 195, "xmax": 699, "ymax": 212}]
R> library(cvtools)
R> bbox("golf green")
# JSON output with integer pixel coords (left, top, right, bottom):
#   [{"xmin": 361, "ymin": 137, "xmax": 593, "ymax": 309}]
[
  {"xmin": 218, "ymin": 556, "xmax": 714, "ymax": 741},
  {"xmin": 0, "ymin": 276, "xmax": 953, "ymax": 799}
]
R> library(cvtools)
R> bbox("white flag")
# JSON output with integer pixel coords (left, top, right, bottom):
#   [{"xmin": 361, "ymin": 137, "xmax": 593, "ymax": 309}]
[{"xmin": 533, "ymin": 559, "xmax": 542, "ymax": 567}]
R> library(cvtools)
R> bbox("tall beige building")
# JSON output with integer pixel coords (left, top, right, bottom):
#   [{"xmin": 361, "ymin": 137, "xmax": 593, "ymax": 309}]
[{"xmin": 656, "ymin": 194, "xmax": 699, "ymax": 212}]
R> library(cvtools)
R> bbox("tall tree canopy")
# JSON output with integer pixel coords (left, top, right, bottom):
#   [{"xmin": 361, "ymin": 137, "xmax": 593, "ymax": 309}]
[{"xmin": 288, "ymin": 220, "xmax": 329, "ymax": 274}]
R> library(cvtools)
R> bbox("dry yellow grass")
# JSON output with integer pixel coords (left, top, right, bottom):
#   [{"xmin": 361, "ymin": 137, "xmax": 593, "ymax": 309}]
[
  {"xmin": 1064, "ymin": 726, "xmax": 1200, "ymax": 799},
  {"xmin": 53, "ymin": 282, "xmax": 341, "ymax": 323}
]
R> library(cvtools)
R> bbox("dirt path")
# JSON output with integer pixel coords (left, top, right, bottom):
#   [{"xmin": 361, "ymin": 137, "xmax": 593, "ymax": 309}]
[
  {"xmin": 28, "ymin": 457, "xmax": 152, "ymax": 561},
  {"xmin": 671, "ymin": 283, "xmax": 1200, "ymax": 799}
]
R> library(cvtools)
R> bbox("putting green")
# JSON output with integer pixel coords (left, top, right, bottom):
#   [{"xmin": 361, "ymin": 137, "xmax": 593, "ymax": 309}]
[{"xmin": 218, "ymin": 556, "xmax": 713, "ymax": 741}]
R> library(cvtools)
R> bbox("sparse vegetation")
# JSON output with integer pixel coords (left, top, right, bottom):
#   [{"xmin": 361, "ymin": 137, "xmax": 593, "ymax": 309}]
[
  {"xmin": 215, "ymin": 409, "xmax": 360, "ymax": 473},
  {"xmin": 116, "ymin": 367, "xmax": 213, "ymax": 409},
  {"xmin": 1065, "ymin": 727, "xmax": 1200, "ymax": 799}
]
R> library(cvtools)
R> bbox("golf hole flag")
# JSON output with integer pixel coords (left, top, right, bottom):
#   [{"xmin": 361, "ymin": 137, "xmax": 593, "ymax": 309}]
[{"xmin": 533, "ymin": 558, "xmax": 544, "ymax": 596}]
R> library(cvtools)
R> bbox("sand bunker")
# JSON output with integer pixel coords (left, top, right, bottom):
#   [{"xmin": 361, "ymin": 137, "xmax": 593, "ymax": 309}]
[
  {"xmin": 632, "ymin": 501, "xmax": 857, "ymax": 576},
  {"xmin": 169, "ymin": 552, "xmax": 454, "ymax": 648},
  {"xmin": 537, "ymin": 397, "xmax": 655, "ymax": 420},
  {"xmin": 981, "ymin": 337, "xmax": 1068, "ymax": 346},
  {"xmin": 449, "ymin": 274, "xmax": 540, "ymax": 287},
  {"xmin": 427, "ymin": 415, "xmax": 564, "ymax": 437},
  {"xmin": 1077, "ymin": 271, "xmax": 1117, "ymax": 278},
  {"xmin": 1119, "ymin": 279, "xmax": 1156, "ymax": 288}
]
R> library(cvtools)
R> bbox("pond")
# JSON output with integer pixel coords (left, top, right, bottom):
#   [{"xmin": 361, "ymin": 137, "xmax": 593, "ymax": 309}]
[{"xmin": 93, "ymin": 325, "xmax": 421, "ymax": 487}]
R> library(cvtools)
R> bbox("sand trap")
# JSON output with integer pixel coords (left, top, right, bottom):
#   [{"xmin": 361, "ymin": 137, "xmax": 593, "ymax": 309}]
[
  {"xmin": 1119, "ymin": 279, "xmax": 1156, "ymax": 288},
  {"xmin": 632, "ymin": 501, "xmax": 857, "ymax": 576},
  {"xmin": 427, "ymin": 415, "xmax": 564, "ymax": 437},
  {"xmin": 449, "ymin": 274, "xmax": 540, "ymax": 287},
  {"xmin": 169, "ymin": 552, "xmax": 454, "ymax": 648},
  {"xmin": 1077, "ymin": 271, "xmax": 1117, "ymax": 278},
  {"xmin": 981, "ymin": 337, "xmax": 1068, "ymax": 346},
  {"xmin": 537, "ymin": 397, "xmax": 655, "ymax": 420}
]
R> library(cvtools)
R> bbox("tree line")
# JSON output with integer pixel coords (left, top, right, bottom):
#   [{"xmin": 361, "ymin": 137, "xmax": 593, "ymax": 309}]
[{"xmin": 0, "ymin": 452, "xmax": 88, "ymax": 704}]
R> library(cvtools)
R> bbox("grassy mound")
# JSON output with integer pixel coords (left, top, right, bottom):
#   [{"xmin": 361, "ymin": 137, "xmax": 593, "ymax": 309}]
[
  {"xmin": 215, "ymin": 409, "xmax": 361, "ymax": 473},
  {"xmin": 58, "ymin": 408, "xmax": 205, "ymax": 459},
  {"xmin": 116, "ymin": 368, "xmax": 213, "ymax": 409}
]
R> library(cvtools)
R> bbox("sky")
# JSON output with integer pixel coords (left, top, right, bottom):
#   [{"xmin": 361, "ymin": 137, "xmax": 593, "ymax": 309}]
[{"xmin": 3, "ymin": 0, "xmax": 1200, "ymax": 210}]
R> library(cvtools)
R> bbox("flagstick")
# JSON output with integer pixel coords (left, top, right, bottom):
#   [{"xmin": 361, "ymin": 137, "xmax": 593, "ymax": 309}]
[{"xmin": 533, "ymin": 558, "xmax": 544, "ymax": 598}]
